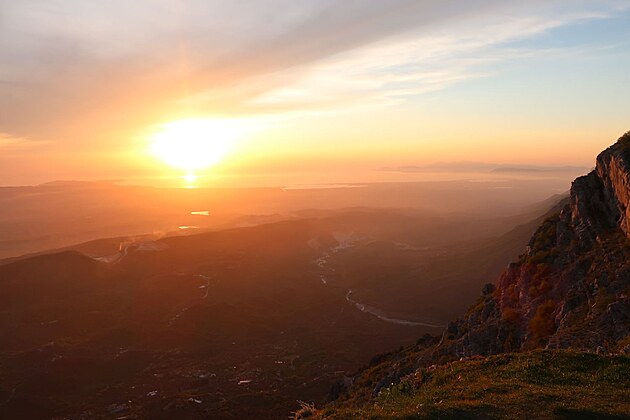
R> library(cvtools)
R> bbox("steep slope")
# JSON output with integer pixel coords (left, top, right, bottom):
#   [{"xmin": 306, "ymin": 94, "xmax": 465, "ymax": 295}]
[
  {"xmin": 436, "ymin": 133, "xmax": 630, "ymax": 357},
  {"xmin": 309, "ymin": 132, "xmax": 630, "ymax": 418}
]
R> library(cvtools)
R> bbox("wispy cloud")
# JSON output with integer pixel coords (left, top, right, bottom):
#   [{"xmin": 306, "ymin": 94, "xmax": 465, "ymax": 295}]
[
  {"xmin": 238, "ymin": 9, "xmax": 621, "ymax": 113},
  {"xmin": 0, "ymin": 0, "xmax": 627, "ymax": 137},
  {"xmin": 0, "ymin": 133, "xmax": 46, "ymax": 151}
]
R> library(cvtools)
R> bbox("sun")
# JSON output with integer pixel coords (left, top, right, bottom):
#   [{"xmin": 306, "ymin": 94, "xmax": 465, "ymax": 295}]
[{"xmin": 148, "ymin": 119, "xmax": 241, "ymax": 173}]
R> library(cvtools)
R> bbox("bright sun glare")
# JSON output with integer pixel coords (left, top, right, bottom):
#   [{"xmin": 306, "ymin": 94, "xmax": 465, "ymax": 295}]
[{"xmin": 149, "ymin": 119, "xmax": 242, "ymax": 175}]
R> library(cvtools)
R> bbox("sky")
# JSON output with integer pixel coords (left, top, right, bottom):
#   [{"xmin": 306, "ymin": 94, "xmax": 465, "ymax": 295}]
[{"xmin": 0, "ymin": 0, "xmax": 629, "ymax": 187}]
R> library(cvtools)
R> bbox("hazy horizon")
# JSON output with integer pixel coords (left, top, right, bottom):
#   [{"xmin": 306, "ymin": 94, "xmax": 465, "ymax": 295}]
[{"xmin": 0, "ymin": 160, "xmax": 592, "ymax": 189}]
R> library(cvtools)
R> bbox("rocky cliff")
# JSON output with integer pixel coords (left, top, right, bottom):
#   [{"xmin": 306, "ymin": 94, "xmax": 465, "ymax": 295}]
[
  {"xmin": 435, "ymin": 132, "xmax": 630, "ymax": 359},
  {"xmin": 596, "ymin": 137, "xmax": 630, "ymax": 237}
]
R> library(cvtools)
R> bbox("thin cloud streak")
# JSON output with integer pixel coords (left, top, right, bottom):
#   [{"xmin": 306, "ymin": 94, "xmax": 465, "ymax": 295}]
[
  {"xmin": 239, "ymin": 10, "xmax": 620, "ymax": 113},
  {"xmin": 0, "ymin": 133, "xmax": 47, "ymax": 151}
]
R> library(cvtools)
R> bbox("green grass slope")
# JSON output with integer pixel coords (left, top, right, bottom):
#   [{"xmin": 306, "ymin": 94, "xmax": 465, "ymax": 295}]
[{"xmin": 296, "ymin": 350, "xmax": 630, "ymax": 419}]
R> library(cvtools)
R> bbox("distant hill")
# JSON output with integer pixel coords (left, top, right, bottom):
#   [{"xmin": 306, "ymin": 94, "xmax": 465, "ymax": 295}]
[
  {"xmin": 0, "ymin": 178, "xmax": 570, "ymax": 260},
  {"xmin": 382, "ymin": 162, "xmax": 589, "ymax": 174},
  {"xmin": 490, "ymin": 165, "xmax": 589, "ymax": 174}
]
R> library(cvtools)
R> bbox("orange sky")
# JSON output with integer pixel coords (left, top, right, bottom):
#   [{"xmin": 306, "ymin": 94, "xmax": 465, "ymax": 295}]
[{"xmin": 0, "ymin": 1, "xmax": 629, "ymax": 187}]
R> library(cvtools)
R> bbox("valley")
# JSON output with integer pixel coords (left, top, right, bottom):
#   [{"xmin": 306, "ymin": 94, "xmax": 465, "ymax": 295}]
[{"xmin": 0, "ymin": 204, "xmax": 545, "ymax": 419}]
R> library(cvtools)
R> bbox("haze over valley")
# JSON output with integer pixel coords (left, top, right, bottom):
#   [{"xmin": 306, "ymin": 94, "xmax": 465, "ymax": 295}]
[{"xmin": 0, "ymin": 173, "xmax": 578, "ymax": 418}]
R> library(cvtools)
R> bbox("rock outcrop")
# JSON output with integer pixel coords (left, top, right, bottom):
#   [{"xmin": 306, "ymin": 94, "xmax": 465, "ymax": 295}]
[
  {"xmin": 434, "ymin": 132, "xmax": 630, "ymax": 359},
  {"xmin": 596, "ymin": 137, "xmax": 630, "ymax": 237}
]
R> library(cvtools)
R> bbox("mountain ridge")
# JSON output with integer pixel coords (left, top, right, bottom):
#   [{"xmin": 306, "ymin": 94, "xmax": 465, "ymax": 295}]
[{"xmin": 305, "ymin": 132, "xmax": 630, "ymax": 419}]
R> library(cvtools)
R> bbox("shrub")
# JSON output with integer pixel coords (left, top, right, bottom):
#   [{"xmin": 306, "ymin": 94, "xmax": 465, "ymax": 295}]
[
  {"xmin": 616, "ymin": 130, "xmax": 630, "ymax": 161},
  {"xmin": 526, "ymin": 218, "xmax": 559, "ymax": 264},
  {"xmin": 528, "ymin": 279, "xmax": 552, "ymax": 298},
  {"xmin": 502, "ymin": 307, "xmax": 521, "ymax": 325},
  {"xmin": 529, "ymin": 300, "xmax": 557, "ymax": 345}
]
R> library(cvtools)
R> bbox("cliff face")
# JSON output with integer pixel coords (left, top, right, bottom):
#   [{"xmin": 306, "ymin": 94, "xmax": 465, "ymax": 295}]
[
  {"xmin": 436, "ymin": 132, "xmax": 630, "ymax": 359},
  {"xmin": 596, "ymin": 139, "xmax": 630, "ymax": 237}
]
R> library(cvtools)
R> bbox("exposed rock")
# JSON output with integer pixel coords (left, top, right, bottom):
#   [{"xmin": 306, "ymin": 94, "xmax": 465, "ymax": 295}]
[
  {"xmin": 596, "ymin": 134, "xmax": 630, "ymax": 237},
  {"xmin": 432, "ymin": 132, "xmax": 630, "ymax": 359}
]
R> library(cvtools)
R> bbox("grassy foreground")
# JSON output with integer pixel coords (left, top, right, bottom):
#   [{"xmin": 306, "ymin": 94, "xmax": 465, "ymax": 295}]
[{"xmin": 296, "ymin": 350, "xmax": 630, "ymax": 419}]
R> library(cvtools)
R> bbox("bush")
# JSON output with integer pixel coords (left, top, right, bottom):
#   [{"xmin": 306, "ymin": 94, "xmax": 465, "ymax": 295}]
[
  {"xmin": 526, "ymin": 218, "xmax": 559, "ymax": 264},
  {"xmin": 502, "ymin": 307, "xmax": 521, "ymax": 325},
  {"xmin": 616, "ymin": 130, "xmax": 630, "ymax": 161},
  {"xmin": 529, "ymin": 300, "xmax": 557, "ymax": 345}
]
